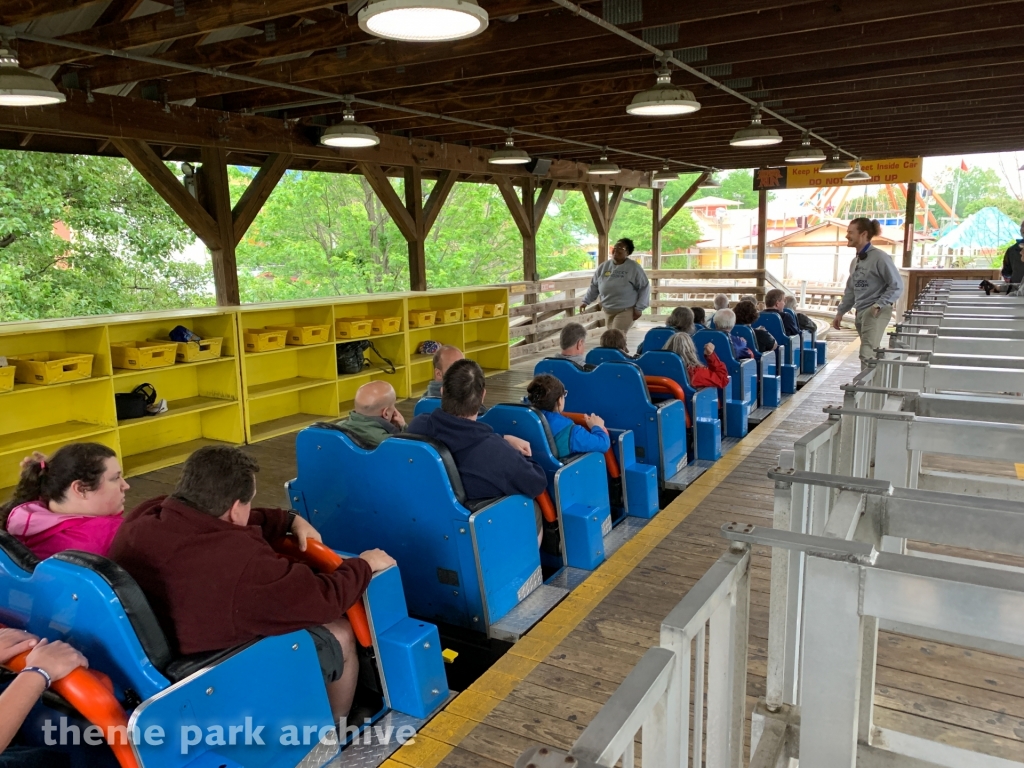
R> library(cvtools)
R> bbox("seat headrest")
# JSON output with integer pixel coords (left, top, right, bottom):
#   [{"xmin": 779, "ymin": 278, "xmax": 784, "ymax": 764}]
[
  {"xmin": 0, "ymin": 530, "xmax": 39, "ymax": 573},
  {"xmin": 53, "ymin": 551, "xmax": 173, "ymax": 673},
  {"xmin": 500, "ymin": 403, "xmax": 559, "ymax": 456},
  {"xmin": 542, "ymin": 357, "xmax": 591, "ymax": 372},
  {"xmin": 391, "ymin": 433, "xmax": 468, "ymax": 506},
  {"xmin": 310, "ymin": 420, "xmax": 378, "ymax": 451}
]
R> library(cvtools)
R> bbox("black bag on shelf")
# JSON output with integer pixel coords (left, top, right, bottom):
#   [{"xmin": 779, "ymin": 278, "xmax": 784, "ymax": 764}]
[
  {"xmin": 116, "ymin": 383, "xmax": 157, "ymax": 420},
  {"xmin": 336, "ymin": 340, "xmax": 397, "ymax": 376}
]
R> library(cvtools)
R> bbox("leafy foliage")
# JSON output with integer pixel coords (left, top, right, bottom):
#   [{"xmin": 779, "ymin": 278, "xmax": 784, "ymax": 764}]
[
  {"xmin": 0, "ymin": 151, "xmax": 210, "ymax": 321},
  {"xmin": 938, "ymin": 166, "xmax": 1022, "ymax": 220}
]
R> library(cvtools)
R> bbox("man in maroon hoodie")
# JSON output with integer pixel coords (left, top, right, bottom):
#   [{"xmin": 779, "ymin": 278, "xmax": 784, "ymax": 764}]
[{"xmin": 109, "ymin": 446, "xmax": 394, "ymax": 725}]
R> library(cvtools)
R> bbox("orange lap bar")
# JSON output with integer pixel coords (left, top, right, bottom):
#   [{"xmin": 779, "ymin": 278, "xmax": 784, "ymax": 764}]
[
  {"xmin": 561, "ymin": 412, "xmax": 622, "ymax": 478},
  {"xmin": 0, "ymin": 627, "xmax": 138, "ymax": 768},
  {"xmin": 536, "ymin": 490, "xmax": 557, "ymax": 524},
  {"xmin": 272, "ymin": 537, "xmax": 373, "ymax": 648}
]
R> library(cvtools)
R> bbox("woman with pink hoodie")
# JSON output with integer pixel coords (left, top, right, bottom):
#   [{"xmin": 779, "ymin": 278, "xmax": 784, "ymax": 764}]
[{"xmin": 1, "ymin": 443, "xmax": 129, "ymax": 559}]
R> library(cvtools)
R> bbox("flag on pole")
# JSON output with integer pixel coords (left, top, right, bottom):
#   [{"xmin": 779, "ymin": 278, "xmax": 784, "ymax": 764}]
[{"xmin": 960, "ymin": 159, "xmax": 969, "ymax": 172}]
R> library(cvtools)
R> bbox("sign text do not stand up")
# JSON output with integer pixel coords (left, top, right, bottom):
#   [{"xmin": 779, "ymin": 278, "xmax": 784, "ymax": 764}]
[{"xmin": 753, "ymin": 157, "xmax": 923, "ymax": 190}]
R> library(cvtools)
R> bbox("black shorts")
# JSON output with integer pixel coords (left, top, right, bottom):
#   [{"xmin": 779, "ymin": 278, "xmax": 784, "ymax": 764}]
[{"xmin": 307, "ymin": 625, "xmax": 344, "ymax": 684}]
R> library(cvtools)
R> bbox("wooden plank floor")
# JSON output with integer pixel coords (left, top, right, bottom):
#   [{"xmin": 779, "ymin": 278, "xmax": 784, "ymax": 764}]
[{"xmin": 120, "ymin": 329, "xmax": 1024, "ymax": 766}]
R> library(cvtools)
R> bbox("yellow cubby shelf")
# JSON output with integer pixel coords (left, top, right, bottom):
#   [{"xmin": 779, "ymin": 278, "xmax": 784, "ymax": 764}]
[{"xmin": 0, "ymin": 288, "xmax": 509, "ymax": 474}]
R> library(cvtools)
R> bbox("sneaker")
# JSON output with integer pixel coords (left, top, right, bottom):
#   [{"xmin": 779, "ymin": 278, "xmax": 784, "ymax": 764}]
[{"xmin": 147, "ymin": 398, "xmax": 168, "ymax": 415}]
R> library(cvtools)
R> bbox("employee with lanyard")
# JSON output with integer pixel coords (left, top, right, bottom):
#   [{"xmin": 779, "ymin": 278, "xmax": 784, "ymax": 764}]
[
  {"xmin": 833, "ymin": 217, "xmax": 903, "ymax": 368},
  {"xmin": 580, "ymin": 238, "xmax": 651, "ymax": 333}
]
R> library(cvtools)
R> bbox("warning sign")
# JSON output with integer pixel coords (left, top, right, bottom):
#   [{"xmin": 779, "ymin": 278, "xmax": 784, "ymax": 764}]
[{"xmin": 753, "ymin": 157, "xmax": 923, "ymax": 190}]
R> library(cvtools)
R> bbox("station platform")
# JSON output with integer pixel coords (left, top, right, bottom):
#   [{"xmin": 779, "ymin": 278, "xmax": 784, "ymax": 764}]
[{"xmin": 119, "ymin": 331, "xmax": 1024, "ymax": 767}]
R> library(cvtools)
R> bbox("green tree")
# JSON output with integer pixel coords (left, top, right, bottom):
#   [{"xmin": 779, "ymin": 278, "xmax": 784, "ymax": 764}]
[
  {"xmin": 939, "ymin": 166, "xmax": 1011, "ymax": 218},
  {"xmin": 690, "ymin": 169, "xmax": 768, "ymax": 208},
  {"xmin": 606, "ymin": 187, "xmax": 701, "ymax": 254},
  {"xmin": 234, "ymin": 169, "xmax": 591, "ymax": 301},
  {"xmin": 0, "ymin": 151, "xmax": 209, "ymax": 321}
]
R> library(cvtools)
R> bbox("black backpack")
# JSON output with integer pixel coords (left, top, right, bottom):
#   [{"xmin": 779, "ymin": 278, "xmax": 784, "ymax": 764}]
[{"xmin": 115, "ymin": 383, "xmax": 157, "ymax": 420}]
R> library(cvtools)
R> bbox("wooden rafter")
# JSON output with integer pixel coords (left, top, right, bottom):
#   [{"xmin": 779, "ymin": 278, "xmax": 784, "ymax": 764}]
[{"xmin": 232, "ymin": 152, "xmax": 293, "ymax": 245}]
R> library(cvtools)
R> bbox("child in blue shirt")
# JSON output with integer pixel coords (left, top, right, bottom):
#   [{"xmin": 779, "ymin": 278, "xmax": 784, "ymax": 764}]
[{"xmin": 526, "ymin": 374, "xmax": 610, "ymax": 459}]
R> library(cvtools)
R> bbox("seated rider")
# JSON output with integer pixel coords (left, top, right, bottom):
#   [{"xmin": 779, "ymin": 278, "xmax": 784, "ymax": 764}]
[
  {"xmin": 734, "ymin": 300, "xmax": 778, "ymax": 353},
  {"xmin": 663, "ymin": 333, "xmax": 730, "ymax": 389},
  {"xmin": 599, "ymin": 328, "xmax": 635, "ymax": 358},
  {"xmin": 666, "ymin": 307, "xmax": 696, "ymax": 336},
  {"xmin": 555, "ymin": 323, "xmax": 588, "ymax": 367},
  {"xmin": 0, "ymin": 628, "xmax": 88, "ymax": 768},
  {"xmin": 784, "ymin": 295, "xmax": 817, "ymax": 333},
  {"xmin": 711, "ymin": 308, "xmax": 754, "ymax": 360},
  {"xmin": 691, "ymin": 307, "xmax": 706, "ymax": 328},
  {"xmin": 109, "ymin": 445, "xmax": 395, "ymax": 726},
  {"xmin": 526, "ymin": 374, "xmax": 610, "ymax": 460},
  {"xmin": 337, "ymin": 381, "xmax": 405, "ymax": 447},
  {"xmin": 407, "ymin": 359, "xmax": 547, "ymax": 504},
  {"xmin": 423, "ymin": 345, "xmax": 463, "ymax": 399},
  {"xmin": 763, "ymin": 288, "xmax": 801, "ymax": 335},
  {"xmin": 1, "ymin": 443, "xmax": 128, "ymax": 559}
]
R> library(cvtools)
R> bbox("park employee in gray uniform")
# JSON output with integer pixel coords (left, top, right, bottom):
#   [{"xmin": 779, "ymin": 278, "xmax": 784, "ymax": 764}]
[
  {"xmin": 580, "ymin": 238, "xmax": 651, "ymax": 333},
  {"xmin": 833, "ymin": 217, "xmax": 903, "ymax": 368}
]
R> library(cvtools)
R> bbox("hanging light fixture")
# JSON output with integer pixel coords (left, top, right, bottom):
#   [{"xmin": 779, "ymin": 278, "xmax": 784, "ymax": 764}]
[
  {"xmin": 818, "ymin": 152, "xmax": 853, "ymax": 173},
  {"xmin": 626, "ymin": 66, "xmax": 700, "ymax": 116},
  {"xmin": 652, "ymin": 162, "xmax": 679, "ymax": 186},
  {"xmin": 785, "ymin": 133, "xmax": 826, "ymax": 164},
  {"xmin": 488, "ymin": 133, "xmax": 530, "ymax": 165},
  {"xmin": 0, "ymin": 44, "xmax": 65, "ymax": 107},
  {"xmin": 699, "ymin": 172, "xmax": 721, "ymax": 189},
  {"xmin": 729, "ymin": 108, "xmax": 782, "ymax": 147},
  {"xmin": 844, "ymin": 160, "xmax": 872, "ymax": 182},
  {"xmin": 358, "ymin": 0, "xmax": 489, "ymax": 42},
  {"xmin": 589, "ymin": 150, "xmax": 620, "ymax": 176},
  {"xmin": 320, "ymin": 106, "xmax": 380, "ymax": 148}
]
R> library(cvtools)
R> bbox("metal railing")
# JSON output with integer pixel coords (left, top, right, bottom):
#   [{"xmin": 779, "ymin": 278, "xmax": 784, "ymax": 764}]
[{"xmin": 525, "ymin": 545, "xmax": 751, "ymax": 768}]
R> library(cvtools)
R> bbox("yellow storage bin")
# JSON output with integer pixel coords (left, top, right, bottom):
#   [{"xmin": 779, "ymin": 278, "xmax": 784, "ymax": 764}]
[
  {"xmin": 10, "ymin": 352, "xmax": 94, "ymax": 385},
  {"xmin": 153, "ymin": 337, "xmax": 223, "ymax": 363},
  {"xmin": 481, "ymin": 302, "xmax": 506, "ymax": 317},
  {"xmin": 243, "ymin": 329, "xmax": 288, "ymax": 353},
  {"xmin": 111, "ymin": 341, "xmax": 178, "ymax": 370},
  {"xmin": 0, "ymin": 365, "xmax": 14, "ymax": 393},
  {"xmin": 369, "ymin": 316, "xmax": 402, "ymax": 335},
  {"xmin": 266, "ymin": 324, "xmax": 331, "ymax": 346},
  {"xmin": 437, "ymin": 308, "xmax": 463, "ymax": 324},
  {"xmin": 464, "ymin": 305, "xmax": 485, "ymax": 320},
  {"xmin": 336, "ymin": 318, "xmax": 373, "ymax": 339},
  {"xmin": 409, "ymin": 310, "xmax": 437, "ymax": 328}
]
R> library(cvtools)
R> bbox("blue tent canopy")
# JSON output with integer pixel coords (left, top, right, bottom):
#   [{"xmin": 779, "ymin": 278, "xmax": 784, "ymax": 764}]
[{"xmin": 935, "ymin": 207, "xmax": 1020, "ymax": 250}]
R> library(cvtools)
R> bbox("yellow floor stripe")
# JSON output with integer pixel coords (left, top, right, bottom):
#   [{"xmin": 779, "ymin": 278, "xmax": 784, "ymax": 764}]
[
  {"xmin": 1016, "ymin": 463, "xmax": 1024, "ymax": 480},
  {"xmin": 391, "ymin": 340, "xmax": 861, "ymax": 768}
]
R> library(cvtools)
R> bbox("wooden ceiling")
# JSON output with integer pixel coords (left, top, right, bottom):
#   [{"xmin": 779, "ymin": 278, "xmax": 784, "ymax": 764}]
[{"xmin": 2, "ymin": 0, "xmax": 1024, "ymax": 180}]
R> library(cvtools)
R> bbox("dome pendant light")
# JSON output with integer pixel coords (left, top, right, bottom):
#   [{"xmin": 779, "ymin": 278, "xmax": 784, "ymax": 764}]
[
  {"xmin": 321, "ymin": 107, "xmax": 380, "ymax": 148},
  {"xmin": 488, "ymin": 133, "xmax": 530, "ymax": 165},
  {"xmin": 698, "ymin": 172, "xmax": 721, "ymax": 189},
  {"xmin": 785, "ymin": 132, "xmax": 826, "ymax": 164},
  {"xmin": 844, "ymin": 160, "xmax": 872, "ymax": 182},
  {"xmin": 818, "ymin": 151, "xmax": 853, "ymax": 173},
  {"xmin": 730, "ymin": 108, "xmax": 782, "ymax": 147},
  {"xmin": 589, "ymin": 150, "xmax": 620, "ymax": 176},
  {"xmin": 626, "ymin": 66, "xmax": 700, "ymax": 117},
  {"xmin": 652, "ymin": 162, "xmax": 679, "ymax": 186},
  {"xmin": 0, "ymin": 45, "xmax": 65, "ymax": 107},
  {"xmin": 358, "ymin": 0, "xmax": 489, "ymax": 42}
]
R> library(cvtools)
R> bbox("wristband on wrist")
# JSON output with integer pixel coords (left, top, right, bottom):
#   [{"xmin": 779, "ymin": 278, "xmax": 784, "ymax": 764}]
[{"xmin": 21, "ymin": 666, "xmax": 51, "ymax": 690}]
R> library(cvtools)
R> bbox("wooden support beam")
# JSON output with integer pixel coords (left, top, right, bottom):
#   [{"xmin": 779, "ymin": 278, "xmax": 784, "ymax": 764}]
[
  {"xmin": 651, "ymin": 187, "xmax": 662, "ymax": 271},
  {"xmin": 1, "ymin": 0, "xmax": 105, "ymax": 26},
  {"xmin": 404, "ymin": 166, "xmax": 426, "ymax": 291},
  {"xmin": 534, "ymin": 179, "xmax": 558, "ymax": 233},
  {"xmin": 232, "ymin": 152, "xmax": 292, "ymax": 245},
  {"xmin": 757, "ymin": 189, "xmax": 768, "ymax": 291},
  {"xmin": 196, "ymin": 147, "xmax": 239, "ymax": 306},
  {"xmin": 358, "ymin": 162, "xmax": 458, "ymax": 291},
  {"xmin": 495, "ymin": 175, "xmax": 533, "ymax": 239},
  {"xmin": 111, "ymin": 138, "xmax": 221, "ymax": 249},
  {"xmin": 423, "ymin": 170, "xmax": 457, "ymax": 234},
  {"xmin": 659, "ymin": 173, "xmax": 708, "ymax": 231},
  {"xmin": 903, "ymin": 181, "xmax": 918, "ymax": 268}
]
